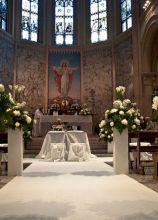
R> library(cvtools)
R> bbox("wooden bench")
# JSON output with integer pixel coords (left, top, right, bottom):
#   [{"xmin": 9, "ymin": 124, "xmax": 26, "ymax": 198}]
[
  {"xmin": 129, "ymin": 130, "xmax": 158, "ymax": 175},
  {"xmin": 152, "ymin": 152, "xmax": 158, "ymax": 179},
  {"xmin": 0, "ymin": 133, "xmax": 8, "ymax": 153}
]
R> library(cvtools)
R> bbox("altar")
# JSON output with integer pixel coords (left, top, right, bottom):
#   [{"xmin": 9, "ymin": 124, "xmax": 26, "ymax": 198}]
[
  {"xmin": 37, "ymin": 130, "xmax": 91, "ymax": 161},
  {"xmin": 40, "ymin": 115, "xmax": 93, "ymax": 136}
]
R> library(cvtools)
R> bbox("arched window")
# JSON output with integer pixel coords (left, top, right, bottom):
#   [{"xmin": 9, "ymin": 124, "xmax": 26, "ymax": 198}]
[
  {"xmin": 55, "ymin": 0, "xmax": 74, "ymax": 45},
  {"xmin": 21, "ymin": 0, "xmax": 38, "ymax": 42},
  {"xmin": 90, "ymin": 0, "xmax": 107, "ymax": 43},
  {"xmin": 120, "ymin": 0, "xmax": 132, "ymax": 32},
  {"xmin": 0, "ymin": 0, "xmax": 7, "ymax": 31}
]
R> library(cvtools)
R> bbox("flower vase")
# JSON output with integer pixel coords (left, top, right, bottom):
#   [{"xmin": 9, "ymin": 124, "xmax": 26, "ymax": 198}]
[
  {"xmin": 8, "ymin": 129, "xmax": 23, "ymax": 176},
  {"xmin": 113, "ymin": 128, "xmax": 129, "ymax": 174},
  {"xmin": 108, "ymin": 141, "xmax": 114, "ymax": 153}
]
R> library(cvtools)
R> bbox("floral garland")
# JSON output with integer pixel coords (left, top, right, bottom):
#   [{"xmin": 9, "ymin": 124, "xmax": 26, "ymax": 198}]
[{"xmin": 99, "ymin": 86, "xmax": 144, "ymax": 143}]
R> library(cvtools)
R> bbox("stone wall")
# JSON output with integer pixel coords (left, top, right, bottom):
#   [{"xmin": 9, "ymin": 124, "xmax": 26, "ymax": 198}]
[
  {"xmin": 16, "ymin": 45, "xmax": 46, "ymax": 112},
  {"xmin": 0, "ymin": 32, "xmax": 14, "ymax": 87},
  {"xmin": 115, "ymin": 37, "xmax": 134, "ymax": 101},
  {"xmin": 82, "ymin": 46, "xmax": 113, "ymax": 128}
]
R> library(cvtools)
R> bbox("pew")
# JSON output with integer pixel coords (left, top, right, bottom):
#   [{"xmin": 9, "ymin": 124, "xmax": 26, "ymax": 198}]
[
  {"xmin": 0, "ymin": 133, "xmax": 8, "ymax": 153},
  {"xmin": 129, "ymin": 130, "xmax": 158, "ymax": 175}
]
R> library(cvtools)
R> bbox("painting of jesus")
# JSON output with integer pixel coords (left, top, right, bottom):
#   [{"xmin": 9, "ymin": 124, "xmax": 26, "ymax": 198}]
[{"xmin": 48, "ymin": 52, "xmax": 80, "ymax": 104}]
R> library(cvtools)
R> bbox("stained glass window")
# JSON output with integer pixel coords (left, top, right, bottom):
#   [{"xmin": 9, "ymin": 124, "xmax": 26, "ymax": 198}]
[
  {"xmin": 0, "ymin": 0, "xmax": 7, "ymax": 31},
  {"xmin": 120, "ymin": 0, "xmax": 132, "ymax": 32},
  {"xmin": 21, "ymin": 0, "xmax": 38, "ymax": 42},
  {"xmin": 90, "ymin": 0, "xmax": 107, "ymax": 43},
  {"xmin": 55, "ymin": 0, "xmax": 73, "ymax": 45}
]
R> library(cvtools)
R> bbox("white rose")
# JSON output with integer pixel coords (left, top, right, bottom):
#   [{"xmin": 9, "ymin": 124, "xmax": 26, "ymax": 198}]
[
  {"xmin": 25, "ymin": 116, "xmax": 32, "ymax": 124},
  {"xmin": 110, "ymin": 122, "xmax": 114, "ymax": 127},
  {"xmin": 13, "ymin": 110, "xmax": 21, "ymax": 116},
  {"xmin": 116, "ymin": 86, "xmax": 125, "ymax": 94},
  {"xmin": 105, "ymin": 110, "xmax": 109, "ymax": 118},
  {"xmin": 119, "ymin": 111, "xmax": 124, "ymax": 115},
  {"xmin": 111, "ymin": 108, "xmax": 118, "ymax": 113},
  {"xmin": 99, "ymin": 120, "xmax": 106, "ymax": 128},
  {"xmin": 123, "ymin": 99, "xmax": 131, "ymax": 106},
  {"xmin": 14, "ymin": 104, "xmax": 21, "ymax": 109},
  {"xmin": 152, "ymin": 103, "xmax": 158, "ymax": 110},
  {"xmin": 108, "ymin": 135, "xmax": 111, "ymax": 139},
  {"xmin": 15, "ymin": 122, "xmax": 20, "ymax": 127},
  {"xmin": 127, "ymin": 109, "xmax": 132, "ymax": 116},
  {"xmin": 8, "ymin": 93, "xmax": 14, "ymax": 103},
  {"xmin": 0, "ymin": 84, "xmax": 4, "ymax": 92},
  {"xmin": 153, "ymin": 96, "xmax": 158, "ymax": 105},
  {"xmin": 113, "ymin": 100, "xmax": 122, "ymax": 108},
  {"xmin": 105, "ymin": 110, "xmax": 109, "ymax": 114},
  {"xmin": 134, "ymin": 118, "xmax": 140, "ymax": 125},
  {"xmin": 23, "ymin": 111, "xmax": 28, "ymax": 114},
  {"xmin": 132, "ymin": 125, "xmax": 136, "ymax": 129},
  {"xmin": 100, "ymin": 134, "xmax": 105, "ymax": 138},
  {"xmin": 121, "ymin": 119, "xmax": 128, "ymax": 125}
]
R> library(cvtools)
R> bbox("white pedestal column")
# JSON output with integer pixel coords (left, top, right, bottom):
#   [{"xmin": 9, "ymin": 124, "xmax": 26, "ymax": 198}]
[
  {"xmin": 113, "ymin": 128, "xmax": 128, "ymax": 174},
  {"xmin": 108, "ymin": 141, "xmax": 114, "ymax": 153},
  {"xmin": 8, "ymin": 129, "xmax": 23, "ymax": 176}
]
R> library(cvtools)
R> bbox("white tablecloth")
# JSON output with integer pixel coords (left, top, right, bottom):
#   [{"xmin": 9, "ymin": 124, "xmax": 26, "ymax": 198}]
[
  {"xmin": 37, "ymin": 130, "xmax": 91, "ymax": 161},
  {"xmin": 37, "ymin": 131, "xmax": 66, "ymax": 160}
]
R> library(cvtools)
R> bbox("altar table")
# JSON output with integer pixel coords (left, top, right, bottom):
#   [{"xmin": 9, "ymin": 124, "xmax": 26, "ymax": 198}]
[
  {"xmin": 37, "ymin": 130, "xmax": 91, "ymax": 162},
  {"xmin": 40, "ymin": 115, "xmax": 93, "ymax": 136}
]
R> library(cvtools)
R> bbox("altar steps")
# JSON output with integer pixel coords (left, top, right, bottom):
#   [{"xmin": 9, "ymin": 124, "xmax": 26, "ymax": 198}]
[{"xmin": 24, "ymin": 135, "xmax": 109, "ymax": 158}]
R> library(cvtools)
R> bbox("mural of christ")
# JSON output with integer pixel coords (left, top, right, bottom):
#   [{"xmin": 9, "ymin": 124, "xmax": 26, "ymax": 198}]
[{"xmin": 51, "ymin": 59, "xmax": 77, "ymax": 97}]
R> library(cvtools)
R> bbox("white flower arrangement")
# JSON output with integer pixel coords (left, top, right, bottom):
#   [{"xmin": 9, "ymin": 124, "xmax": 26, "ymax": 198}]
[
  {"xmin": 0, "ymin": 84, "xmax": 5, "ymax": 92},
  {"xmin": 152, "ymin": 96, "xmax": 158, "ymax": 121},
  {"xmin": 99, "ymin": 86, "xmax": 144, "ymax": 143},
  {"xmin": 79, "ymin": 104, "xmax": 92, "ymax": 116},
  {"xmin": 0, "ymin": 83, "xmax": 33, "ymax": 140},
  {"xmin": 116, "ymin": 86, "xmax": 125, "ymax": 95}
]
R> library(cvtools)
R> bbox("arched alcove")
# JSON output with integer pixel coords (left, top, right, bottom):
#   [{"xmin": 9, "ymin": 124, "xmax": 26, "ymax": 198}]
[
  {"xmin": 141, "ymin": 16, "xmax": 158, "ymax": 116},
  {"xmin": 141, "ymin": 16, "xmax": 158, "ymax": 72}
]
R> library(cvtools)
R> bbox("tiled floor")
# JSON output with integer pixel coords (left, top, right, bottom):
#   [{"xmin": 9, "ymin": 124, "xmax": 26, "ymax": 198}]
[{"xmin": 128, "ymin": 173, "xmax": 158, "ymax": 193}]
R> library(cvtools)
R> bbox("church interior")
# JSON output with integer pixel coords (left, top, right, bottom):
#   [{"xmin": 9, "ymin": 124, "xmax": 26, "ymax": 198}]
[{"xmin": 0, "ymin": 0, "xmax": 158, "ymax": 219}]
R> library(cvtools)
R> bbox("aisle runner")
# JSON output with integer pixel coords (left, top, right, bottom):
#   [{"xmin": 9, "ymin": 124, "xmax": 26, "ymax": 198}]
[{"xmin": 0, "ymin": 158, "xmax": 158, "ymax": 220}]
